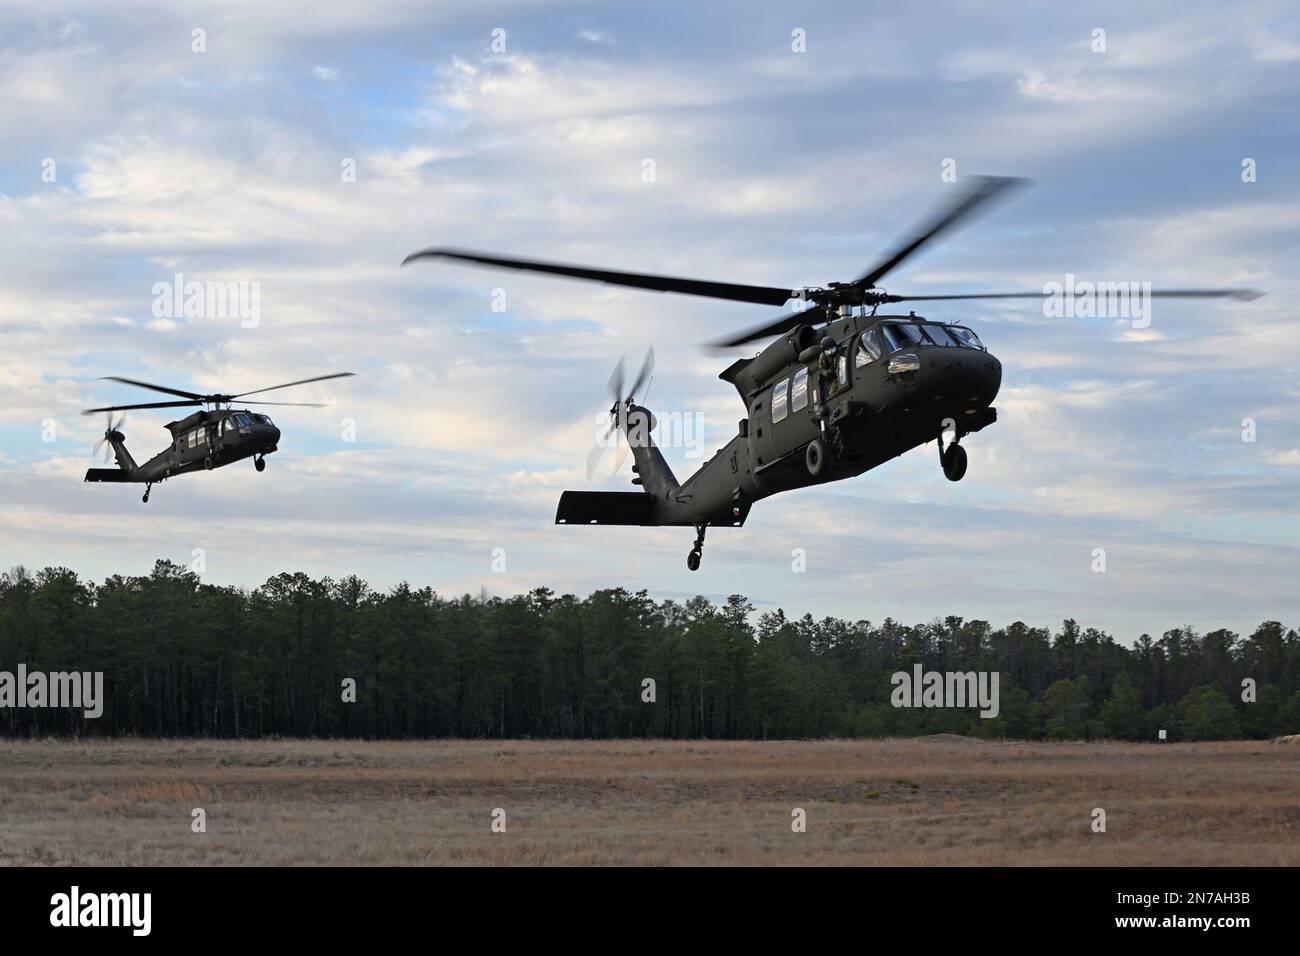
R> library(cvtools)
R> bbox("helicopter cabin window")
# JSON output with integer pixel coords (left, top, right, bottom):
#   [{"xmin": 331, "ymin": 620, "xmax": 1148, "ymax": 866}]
[
  {"xmin": 837, "ymin": 353, "xmax": 847, "ymax": 387},
  {"xmin": 771, "ymin": 378, "xmax": 789, "ymax": 423},
  {"xmin": 856, "ymin": 329, "xmax": 883, "ymax": 367},
  {"xmin": 790, "ymin": 367, "xmax": 809, "ymax": 413}
]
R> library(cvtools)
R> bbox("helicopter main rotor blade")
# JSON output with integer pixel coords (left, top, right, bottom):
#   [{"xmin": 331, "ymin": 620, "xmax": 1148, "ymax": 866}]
[
  {"xmin": 710, "ymin": 306, "xmax": 831, "ymax": 349},
  {"xmin": 403, "ymin": 248, "xmax": 796, "ymax": 307},
  {"xmin": 83, "ymin": 400, "xmax": 200, "ymax": 414},
  {"xmin": 891, "ymin": 288, "xmax": 1265, "ymax": 302},
  {"xmin": 101, "ymin": 377, "xmax": 204, "ymax": 400},
  {"xmin": 233, "ymin": 372, "xmax": 356, "ymax": 399},
  {"xmin": 711, "ymin": 285, "xmax": 1266, "ymax": 348},
  {"xmin": 240, "ymin": 400, "xmax": 329, "ymax": 407},
  {"xmin": 853, "ymin": 176, "xmax": 1026, "ymax": 290}
]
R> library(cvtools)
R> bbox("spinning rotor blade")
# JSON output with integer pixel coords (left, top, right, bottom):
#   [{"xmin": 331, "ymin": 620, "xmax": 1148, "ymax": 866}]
[
  {"xmin": 240, "ymin": 400, "xmax": 328, "ymax": 407},
  {"xmin": 95, "ymin": 412, "xmax": 126, "ymax": 461},
  {"xmin": 627, "ymin": 347, "xmax": 654, "ymax": 401},
  {"xmin": 853, "ymin": 176, "xmax": 1026, "ymax": 290},
  {"xmin": 83, "ymin": 400, "xmax": 200, "ymax": 414},
  {"xmin": 101, "ymin": 377, "xmax": 204, "ymax": 400},
  {"xmin": 233, "ymin": 372, "xmax": 355, "ymax": 399},
  {"xmin": 586, "ymin": 425, "xmax": 615, "ymax": 482},
  {"xmin": 711, "ymin": 307, "xmax": 830, "ymax": 349},
  {"xmin": 606, "ymin": 357, "xmax": 626, "ymax": 406},
  {"xmin": 403, "ymin": 248, "xmax": 796, "ymax": 307},
  {"xmin": 586, "ymin": 348, "xmax": 654, "ymax": 480},
  {"xmin": 889, "ymin": 288, "xmax": 1264, "ymax": 302},
  {"xmin": 712, "ymin": 286, "xmax": 1265, "ymax": 348}
]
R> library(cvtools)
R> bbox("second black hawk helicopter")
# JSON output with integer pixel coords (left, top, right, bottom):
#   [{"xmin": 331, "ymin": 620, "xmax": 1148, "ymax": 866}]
[
  {"xmin": 83, "ymin": 372, "xmax": 355, "ymax": 502},
  {"xmin": 405, "ymin": 177, "xmax": 1260, "ymax": 569}
]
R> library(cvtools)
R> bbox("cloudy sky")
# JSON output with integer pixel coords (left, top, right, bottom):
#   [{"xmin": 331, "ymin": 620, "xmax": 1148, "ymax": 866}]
[{"xmin": 1, "ymin": 1, "xmax": 1297, "ymax": 640}]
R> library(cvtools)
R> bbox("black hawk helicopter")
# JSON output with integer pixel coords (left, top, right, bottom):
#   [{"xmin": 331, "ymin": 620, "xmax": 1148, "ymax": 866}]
[
  {"xmin": 82, "ymin": 372, "xmax": 355, "ymax": 502},
  {"xmin": 404, "ymin": 177, "xmax": 1260, "ymax": 570}
]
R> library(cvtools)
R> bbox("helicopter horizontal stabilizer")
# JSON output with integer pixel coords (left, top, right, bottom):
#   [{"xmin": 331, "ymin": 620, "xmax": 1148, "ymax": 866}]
[
  {"xmin": 84, "ymin": 468, "xmax": 134, "ymax": 483},
  {"xmin": 555, "ymin": 491, "xmax": 659, "ymax": 526}
]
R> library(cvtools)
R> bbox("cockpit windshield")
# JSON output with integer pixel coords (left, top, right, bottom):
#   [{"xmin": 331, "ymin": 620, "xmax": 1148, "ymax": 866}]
[
  {"xmin": 879, "ymin": 323, "xmax": 910, "ymax": 352},
  {"xmin": 879, "ymin": 322, "xmax": 984, "ymax": 352},
  {"xmin": 947, "ymin": 326, "xmax": 984, "ymax": 350}
]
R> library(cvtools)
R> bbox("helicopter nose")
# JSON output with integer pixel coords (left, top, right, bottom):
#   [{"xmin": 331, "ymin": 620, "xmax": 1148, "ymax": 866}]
[
  {"xmin": 914, "ymin": 347, "xmax": 1000, "ymax": 414},
  {"xmin": 982, "ymin": 352, "xmax": 1002, "ymax": 404}
]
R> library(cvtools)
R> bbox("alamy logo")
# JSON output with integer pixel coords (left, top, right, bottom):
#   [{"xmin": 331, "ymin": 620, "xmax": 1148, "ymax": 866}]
[
  {"xmin": 890, "ymin": 665, "xmax": 1000, "ymax": 718},
  {"xmin": 50, "ymin": 886, "xmax": 151, "ymax": 936},
  {"xmin": 1042, "ymin": 273, "xmax": 1152, "ymax": 328},
  {"xmin": 0, "ymin": 665, "xmax": 103, "ymax": 718},
  {"xmin": 152, "ymin": 272, "xmax": 261, "ymax": 328}
]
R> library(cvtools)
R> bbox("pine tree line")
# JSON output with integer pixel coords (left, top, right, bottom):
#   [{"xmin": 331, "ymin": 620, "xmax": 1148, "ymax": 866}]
[{"xmin": 2, "ymin": 560, "xmax": 1297, "ymax": 740}]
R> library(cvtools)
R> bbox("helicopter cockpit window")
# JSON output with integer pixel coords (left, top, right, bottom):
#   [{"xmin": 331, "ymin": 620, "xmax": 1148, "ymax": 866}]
[
  {"xmin": 856, "ymin": 329, "xmax": 882, "ymax": 367},
  {"xmin": 949, "ymin": 326, "xmax": 984, "ymax": 350},
  {"xmin": 879, "ymin": 323, "xmax": 910, "ymax": 352},
  {"xmin": 771, "ymin": 378, "xmax": 789, "ymax": 423},
  {"xmin": 790, "ymin": 367, "xmax": 809, "ymax": 412},
  {"xmin": 924, "ymin": 325, "xmax": 957, "ymax": 346},
  {"xmin": 897, "ymin": 323, "xmax": 930, "ymax": 348}
]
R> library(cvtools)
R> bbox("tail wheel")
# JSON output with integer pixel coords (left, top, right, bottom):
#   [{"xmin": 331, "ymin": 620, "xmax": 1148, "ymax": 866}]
[
  {"xmin": 942, "ymin": 443, "xmax": 968, "ymax": 481},
  {"xmin": 805, "ymin": 437, "xmax": 832, "ymax": 477}
]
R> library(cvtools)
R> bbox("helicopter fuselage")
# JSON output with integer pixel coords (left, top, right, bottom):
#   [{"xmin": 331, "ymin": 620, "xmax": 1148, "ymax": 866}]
[
  {"xmin": 557, "ymin": 312, "xmax": 1001, "ymax": 531},
  {"xmin": 145, "ymin": 408, "xmax": 282, "ymax": 481},
  {"xmin": 86, "ymin": 408, "xmax": 281, "ymax": 489}
]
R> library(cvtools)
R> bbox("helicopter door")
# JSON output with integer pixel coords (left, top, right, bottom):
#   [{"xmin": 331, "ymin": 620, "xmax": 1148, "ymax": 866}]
[
  {"xmin": 750, "ymin": 379, "xmax": 785, "ymax": 467},
  {"xmin": 786, "ymin": 365, "xmax": 821, "ymax": 446}
]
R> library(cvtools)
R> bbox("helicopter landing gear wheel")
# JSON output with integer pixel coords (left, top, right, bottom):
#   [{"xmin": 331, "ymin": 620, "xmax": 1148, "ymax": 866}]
[
  {"xmin": 686, "ymin": 524, "xmax": 707, "ymax": 571},
  {"xmin": 142, "ymin": 484, "xmax": 151, "ymax": 504},
  {"xmin": 805, "ymin": 436, "xmax": 832, "ymax": 478},
  {"xmin": 942, "ymin": 443, "xmax": 968, "ymax": 482},
  {"xmin": 254, "ymin": 456, "xmax": 266, "ymax": 473},
  {"xmin": 204, "ymin": 456, "xmax": 214, "ymax": 470}
]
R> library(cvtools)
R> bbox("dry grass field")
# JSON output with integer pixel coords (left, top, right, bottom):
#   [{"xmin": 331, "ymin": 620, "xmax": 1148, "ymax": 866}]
[{"xmin": 0, "ymin": 737, "xmax": 1296, "ymax": 865}]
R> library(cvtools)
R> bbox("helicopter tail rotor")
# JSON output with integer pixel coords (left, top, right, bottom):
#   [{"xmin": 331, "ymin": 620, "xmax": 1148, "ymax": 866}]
[
  {"xmin": 94, "ymin": 412, "xmax": 126, "ymax": 463},
  {"xmin": 586, "ymin": 348, "xmax": 655, "ymax": 480}
]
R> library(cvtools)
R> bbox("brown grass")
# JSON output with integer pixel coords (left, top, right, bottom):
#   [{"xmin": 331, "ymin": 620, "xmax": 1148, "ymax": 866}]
[{"xmin": 0, "ymin": 738, "xmax": 1295, "ymax": 865}]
